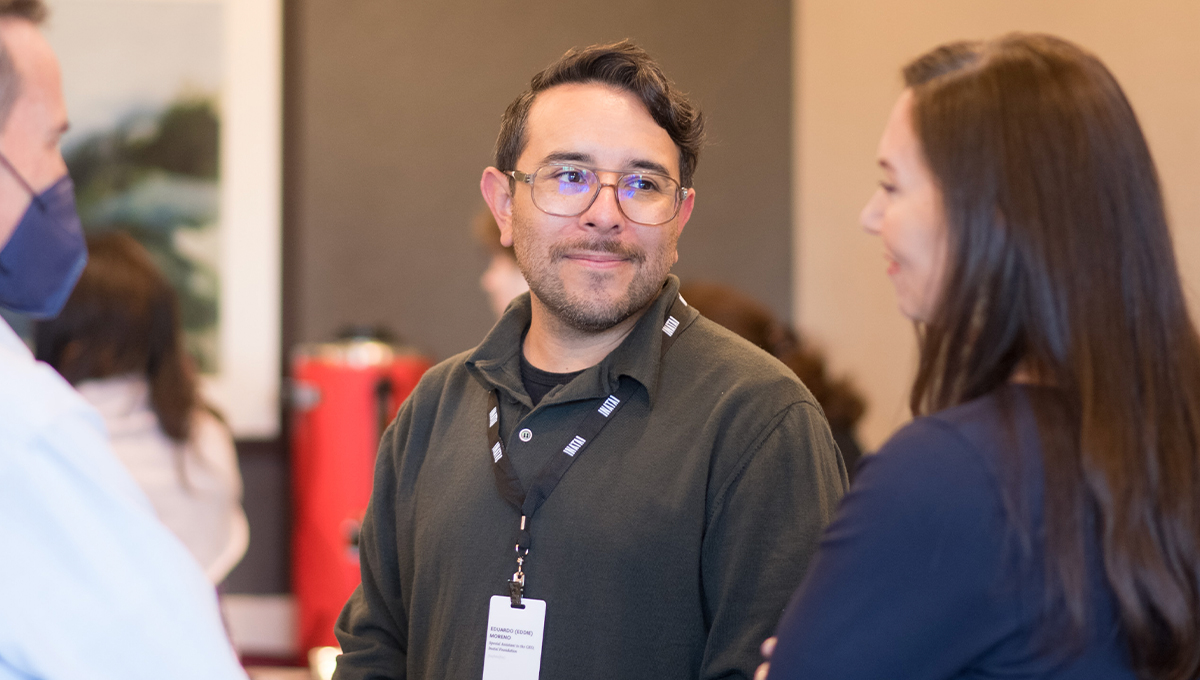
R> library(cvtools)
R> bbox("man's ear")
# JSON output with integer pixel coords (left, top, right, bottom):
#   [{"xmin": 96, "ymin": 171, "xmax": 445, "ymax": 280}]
[
  {"xmin": 674, "ymin": 186, "xmax": 696, "ymax": 237},
  {"xmin": 481, "ymin": 167, "xmax": 516, "ymax": 247}
]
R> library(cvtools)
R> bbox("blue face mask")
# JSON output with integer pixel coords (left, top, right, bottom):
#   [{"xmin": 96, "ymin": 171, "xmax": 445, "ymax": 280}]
[{"xmin": 0, "ymin": 155, "xmax": 87, "ymax": 319}]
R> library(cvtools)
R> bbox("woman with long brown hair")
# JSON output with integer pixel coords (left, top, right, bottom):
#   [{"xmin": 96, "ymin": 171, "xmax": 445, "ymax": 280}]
[
  {"xmin": 764, "ymin": 34, "xmax": 1200, "ymax": 679},
  {"xmin": 35, "ymin": 232, "xmax": 248, "ymax": 584}
]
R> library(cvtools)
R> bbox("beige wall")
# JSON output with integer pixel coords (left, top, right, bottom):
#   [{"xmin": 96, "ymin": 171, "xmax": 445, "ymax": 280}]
[{"xmin": 794, "ymin": 0, "xmax": 1200, "ymax": 450}]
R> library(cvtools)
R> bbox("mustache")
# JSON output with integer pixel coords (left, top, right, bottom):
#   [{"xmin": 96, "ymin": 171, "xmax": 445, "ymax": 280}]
[{"xmin": 548, "ymin": 238, "xmax": 646, "ymax": 263}]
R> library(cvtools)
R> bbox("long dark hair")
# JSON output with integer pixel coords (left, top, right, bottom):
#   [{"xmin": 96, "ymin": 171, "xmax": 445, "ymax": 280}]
[
  {"xmin": 904, "ymin": 34, "xmax": 1200, "ymax": 678},
  {"xmin": 35, "ymin": 231, "xmax": 198, "ymax": 443}
]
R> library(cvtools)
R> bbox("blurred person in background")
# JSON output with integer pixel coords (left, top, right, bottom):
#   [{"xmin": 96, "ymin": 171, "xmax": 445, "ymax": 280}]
[
  {"xmin": 679, "ymin": 281, "xmax": 866, "ymax": 478},
  {"xmin": 474, "ymin": 207, "xmax": 529, "ymax": 318},
  {"xmin": 762, "ymin": 33, "xmax": 1200, "ymax": 680},
  {"xmin": 36, "ymin": 231, "xmax": 249, "ymax": 585},
  {"xmin": 0, "ymin": 1, "xmax": 246, "ymax": 677}
]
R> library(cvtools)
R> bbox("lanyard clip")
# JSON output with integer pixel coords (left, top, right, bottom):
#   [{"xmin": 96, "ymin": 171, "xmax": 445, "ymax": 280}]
[
  {"xmin": 509, "ymin": 552, "xmax": 526, "ymax": 607},
  {"xmin": 509, "ymin": 515, "xmax": 529, "ymax": 607}
]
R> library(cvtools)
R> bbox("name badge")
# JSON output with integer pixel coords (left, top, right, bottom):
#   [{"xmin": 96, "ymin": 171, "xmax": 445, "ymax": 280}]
[{"xmin": 482, "ymin": 595, "xmax": 546, "ymax": 680}]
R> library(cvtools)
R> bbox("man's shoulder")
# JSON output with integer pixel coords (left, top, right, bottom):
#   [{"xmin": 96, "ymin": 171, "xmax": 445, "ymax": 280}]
[
  {"xmin": 0, "ymin": 341, "xmax": 150, "ymax": 514},
  {"xmin": 402, "ymin": 346, "xmax": 484, "ymax": 410},
  {"xmin": 0, "ymin": 339, "xmax": 98, "ymax": 444},
  {"xmin": 417, "ymin": 347, "xmax": 476, "ymax": 386},
  {"xmin": 671, "ymin": 315, "xmax": 818, "ymax": 407}
]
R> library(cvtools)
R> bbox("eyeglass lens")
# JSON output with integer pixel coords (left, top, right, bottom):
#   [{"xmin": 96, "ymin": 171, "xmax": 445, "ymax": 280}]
[{"xmin": 530, "ymin": 165, "xmax": 680, "ymax": 225}]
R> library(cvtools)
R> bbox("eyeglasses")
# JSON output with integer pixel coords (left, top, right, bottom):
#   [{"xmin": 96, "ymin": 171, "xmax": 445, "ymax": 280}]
[{"xmin": 506, "ymin": 164, "xmax": 689, "ymax": 226}]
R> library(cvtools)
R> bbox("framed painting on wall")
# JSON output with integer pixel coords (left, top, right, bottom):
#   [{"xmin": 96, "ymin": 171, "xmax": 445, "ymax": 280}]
[{"xmin": 44, "ymin": 0, "xmax": 282, "ymax": 438}]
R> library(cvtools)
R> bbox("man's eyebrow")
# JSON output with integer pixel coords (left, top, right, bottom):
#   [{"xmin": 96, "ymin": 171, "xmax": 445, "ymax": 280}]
[
  {"xmin": 540, "ymin": 152, "xmax": 674, "ymax": 178},
  {"xmin": 627, "ymin": 159, "xmax": 673, "ymax": 177},
  {"xmin": 542, "ymin": 151, "xmax": 594, "ymax": 166}
]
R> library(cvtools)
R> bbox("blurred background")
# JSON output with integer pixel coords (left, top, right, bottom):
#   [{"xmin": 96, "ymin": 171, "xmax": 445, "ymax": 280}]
[{"xmin": 25, "ymin": 0, "xmax": 1199, "ymax": 668}]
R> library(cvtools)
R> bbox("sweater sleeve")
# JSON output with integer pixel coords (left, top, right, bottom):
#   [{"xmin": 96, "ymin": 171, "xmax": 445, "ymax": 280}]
[
  {"xmin": 333, "ymin": 405, "xmax": 411, "ymax": 680},
  {"xmin": 700, "ymin": 401, "xmax": 848, "ymax": 679},
  {"xmin": 766, "ymin": 417, "xmax": 1013, "ymax": 679}
]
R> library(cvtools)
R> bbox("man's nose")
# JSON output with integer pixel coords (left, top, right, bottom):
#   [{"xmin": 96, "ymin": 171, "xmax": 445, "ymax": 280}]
[{"xmin": 579, "ymin": 182, "xmax": 625, "ymax": 229}]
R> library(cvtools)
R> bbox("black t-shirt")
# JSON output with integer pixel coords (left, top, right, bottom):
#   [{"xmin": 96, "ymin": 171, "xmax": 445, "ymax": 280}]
[{"xmin": 519, "ymin": 352, "xmax": 583, "ymax": 406}]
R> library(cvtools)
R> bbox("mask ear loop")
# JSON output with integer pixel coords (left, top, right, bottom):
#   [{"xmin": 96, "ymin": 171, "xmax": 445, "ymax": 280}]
[{"xmin": 0, "ymin": 149, "xmax": 44, "ymax": 209}]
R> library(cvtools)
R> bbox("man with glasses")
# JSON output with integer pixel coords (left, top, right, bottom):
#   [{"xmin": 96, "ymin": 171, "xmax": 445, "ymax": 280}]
[{"xmin": 335, "ymin": 41, "xmax": 846, "ymax": 680}]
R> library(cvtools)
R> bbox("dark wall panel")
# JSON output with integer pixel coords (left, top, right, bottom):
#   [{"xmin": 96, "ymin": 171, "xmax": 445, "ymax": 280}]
[
  {"xmin": 222, "ymin": 439, "xmax": 290, "ymax": 593},
  {"xmin": 288, "ymin": 0, "xmax": 793, "ymax": 362}
]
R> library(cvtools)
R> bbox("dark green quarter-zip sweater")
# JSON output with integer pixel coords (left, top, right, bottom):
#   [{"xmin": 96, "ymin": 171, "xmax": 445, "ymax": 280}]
[{"xmin": 334, "ymin": 275, "xmax": 847, "ymax": 680}]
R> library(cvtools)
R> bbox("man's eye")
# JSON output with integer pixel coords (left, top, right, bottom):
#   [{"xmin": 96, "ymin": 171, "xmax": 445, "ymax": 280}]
[
  {"xmin": 626, "ymin": 176, "xmax": 660, "ymax": 192},
  {"xmin": 879, "ymin": 181, "xmax": 897, "ymax": 194},
  {"xmin": 552, "ymin": 168, "xmax": 589, "ymax": 184}
]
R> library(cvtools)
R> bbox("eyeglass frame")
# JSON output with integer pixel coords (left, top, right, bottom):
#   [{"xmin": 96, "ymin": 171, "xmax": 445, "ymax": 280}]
[{"xmin": 505, "ymin": 164, "xmax": 691, "ymax": 226}]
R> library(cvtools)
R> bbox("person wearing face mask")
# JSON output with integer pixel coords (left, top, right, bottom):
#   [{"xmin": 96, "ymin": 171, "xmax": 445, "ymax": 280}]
[
  {"xmin": 0, "ymin": 2, "xmax": 246, "ymax": 678},
  {"xmin": 759, "ymin": 34, "xmax": 1200, "ymax": 680}
]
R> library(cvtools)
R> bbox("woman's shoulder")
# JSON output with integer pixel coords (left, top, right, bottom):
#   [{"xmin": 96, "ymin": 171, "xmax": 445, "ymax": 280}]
[
  {"xmin": 855, "ymin": 387, "xmax": 1042, "ymax": 518},
  {"xmin": 880, "ymin": 386, "xmax": 1039, "ymax": 464},
  {"xmin": 187, "ymin": 407, "xmax": 240, "ymax": 476}
]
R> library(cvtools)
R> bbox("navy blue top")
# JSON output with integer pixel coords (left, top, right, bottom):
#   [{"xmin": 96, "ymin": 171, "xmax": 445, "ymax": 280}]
[{"xmin": 769, "ymin": 386, "xmax": 1135, "ymax": 679}]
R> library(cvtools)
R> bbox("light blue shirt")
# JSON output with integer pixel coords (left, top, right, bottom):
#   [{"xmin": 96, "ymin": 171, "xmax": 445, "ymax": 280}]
[{"xmin": 0, "ymin": 320, "xmax": 247, "ymax": 679}]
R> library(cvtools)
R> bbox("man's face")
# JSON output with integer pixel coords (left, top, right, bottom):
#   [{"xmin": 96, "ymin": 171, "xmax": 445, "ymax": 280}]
[
  {"xmin": 498, "ymin": 82, "xmax": 695, "ymax": 333},
  {"xmin": 0, "ymin": 18, "xmax": 68, "ymax": 250}
]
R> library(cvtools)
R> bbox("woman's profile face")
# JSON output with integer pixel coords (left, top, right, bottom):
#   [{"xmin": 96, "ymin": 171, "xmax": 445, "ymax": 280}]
[{"xmin": 860, "ymin": 90, "xmax": 948, "ymax": 323}]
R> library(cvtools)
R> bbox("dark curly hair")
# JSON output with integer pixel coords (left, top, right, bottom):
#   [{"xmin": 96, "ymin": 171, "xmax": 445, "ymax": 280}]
[{"xmin": 494, "ymin": 40, "xmax": 705, "ymax": 187}]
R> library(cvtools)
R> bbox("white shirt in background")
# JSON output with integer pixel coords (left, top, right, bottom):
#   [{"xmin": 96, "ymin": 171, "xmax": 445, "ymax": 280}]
[
  {"xmin": 76, "ymin": 375, "xmax": 249, "ymax": 584},
  {"xmin": 0, "ymin": 320, "xmax": 248, "ymax": 680}
]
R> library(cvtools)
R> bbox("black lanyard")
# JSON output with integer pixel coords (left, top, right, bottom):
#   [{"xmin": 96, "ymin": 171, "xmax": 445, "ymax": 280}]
[{"xmin": 487, "ymin": 294, "xmax": 692, "ymax": 606}]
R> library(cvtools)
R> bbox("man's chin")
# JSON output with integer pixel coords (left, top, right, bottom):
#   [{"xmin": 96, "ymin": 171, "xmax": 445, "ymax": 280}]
[
  {"xmin": 529, "ymin": 270, "xmax": 667, "ymax": 333},
  {"xmin": 562, "ymin": 286, "xmax": 668, "ymax": 333},
  {"xmin": 555, "ymin": 297, "xmax": 634, "ymax": 333}
]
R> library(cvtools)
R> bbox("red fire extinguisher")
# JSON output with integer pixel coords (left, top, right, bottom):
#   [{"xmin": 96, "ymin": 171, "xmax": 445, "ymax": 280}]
[{"xmin": 289, "ymin": 330, "xmax": 432, "ymax": 653}]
